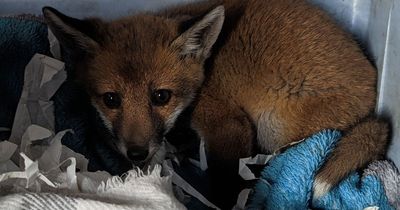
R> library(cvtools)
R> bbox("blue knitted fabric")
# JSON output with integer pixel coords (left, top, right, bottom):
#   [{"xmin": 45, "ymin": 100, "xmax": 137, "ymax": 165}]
[{"xmin": 247, "ymin": 130, "xmax": 393, "ymax": 210}]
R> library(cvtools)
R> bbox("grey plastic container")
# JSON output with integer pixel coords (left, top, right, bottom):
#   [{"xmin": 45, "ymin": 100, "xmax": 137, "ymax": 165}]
[
  {"xmin": 312, "ymin": 0, "xmax": 400, "ymax": 169},
  {"xmin": 1, "ymin": 0, "xmax": 399, "ymax": 168}
]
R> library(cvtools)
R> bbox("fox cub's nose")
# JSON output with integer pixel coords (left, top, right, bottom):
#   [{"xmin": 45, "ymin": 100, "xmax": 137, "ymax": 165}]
[{"xmin": 127, "ymin": 147, "xmax": 149, "ymax": 162}]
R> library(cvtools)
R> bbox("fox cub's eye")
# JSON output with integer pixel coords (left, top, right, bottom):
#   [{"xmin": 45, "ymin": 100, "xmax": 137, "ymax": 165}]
[
  {"xmin": 152, "ymin": 89, "xmax": 172, "ymax": 106},
  {"xmin": 103, "ymin": 92, "xmax": 121, "ymax": 109}
]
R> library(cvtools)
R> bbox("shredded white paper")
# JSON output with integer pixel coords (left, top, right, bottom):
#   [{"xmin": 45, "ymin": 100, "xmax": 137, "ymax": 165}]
[
  {"xmin": 239, "ymin": 154, "xmax": 273, "ymax": 181},
  {"xmin": 188, "ymin": 138, "xmax": 208, "ymax": 171},
  {"xmin": 7, "ymin": 54, "xmax": 66, "ymax": 167},
  {"xmin": 199, "ymin": 138, "xmax": 208, "ymax": 170},
  {"xmin": 232, "ymin": 154, "xmax": 274, "ymax": 209},
  {"xmin": 233, "ymin": 188, "xmax": 252, "ymax": 210},
  {"xmin": 0, "ymin": 53, "xmax": 85, "ymax": 192},
  {"xmin": 163, "ymin": 160, "xmax": 221, "ymax": 210},
  {"xmin": 0, "ymin": 127, "xmax": 10, "ymax": 132},
  {"xmin": 47, "ymin": 27, "xmax": 61, "ymax": 60},
  {"xmin": 0, "ymin": 141, "xmax": 19, "ymax": 173}
]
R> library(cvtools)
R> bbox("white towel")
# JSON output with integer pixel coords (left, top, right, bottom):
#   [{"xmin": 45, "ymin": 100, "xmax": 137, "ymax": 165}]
[{"xmin": 0, "ymin": 165, "xmax": 186, "ymax": 210}]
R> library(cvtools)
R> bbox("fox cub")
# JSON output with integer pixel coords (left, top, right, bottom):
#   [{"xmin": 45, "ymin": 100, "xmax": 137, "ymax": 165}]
[{"xmin": 43, "ymin": 0, "xmax": 388, "ymax": 202}]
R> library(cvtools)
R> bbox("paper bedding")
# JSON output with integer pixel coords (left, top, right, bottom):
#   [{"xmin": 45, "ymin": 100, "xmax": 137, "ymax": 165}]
[{"xmin": 1, "ymin": 15, "xmax": 399, "ymax": 210}]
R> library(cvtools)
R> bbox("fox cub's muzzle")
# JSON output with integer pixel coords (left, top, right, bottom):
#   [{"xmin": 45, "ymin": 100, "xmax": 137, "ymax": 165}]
[{"xmin": 126, "ymin": 146, "xmax": 149, "ymax": 164}]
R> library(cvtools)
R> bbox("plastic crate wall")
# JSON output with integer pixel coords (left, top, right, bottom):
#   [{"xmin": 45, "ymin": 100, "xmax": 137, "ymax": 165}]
[{"xmin": 312, "ymin": 0, "xmax": 400, "ymax": 169}]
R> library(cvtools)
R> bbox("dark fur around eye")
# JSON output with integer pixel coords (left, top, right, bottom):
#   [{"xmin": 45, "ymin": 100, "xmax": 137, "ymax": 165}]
[
  {"xmin": 103, "ymin": 92, "xmax": 121, "ymax": 109},
  {"xmin": 151, "ymin": 89, "xmax": 172, "ymax": 106}
]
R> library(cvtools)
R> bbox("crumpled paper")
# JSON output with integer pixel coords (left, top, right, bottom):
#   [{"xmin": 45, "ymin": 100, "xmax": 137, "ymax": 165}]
[
  {"xmin": 7, "ymin": 53, "xmax": 66, "ymax": 166},
  {"xmin": 0, "ymin": 53, "xmax": 89, "ymax": 193},
  {"xmin": 239, "ymin": 154, "xmax": 273, "ymax": 181},
  {"xmin": 232, "ymin": 139, "xmax": 309, "ymax": 209},
  {"xmin": 163, "ymin": 159, "xmax": 221, "ymax": 210},
  {"xmin": 188, "ymin": 138, "xmax": 209, "ymax": 171},
  {"xmin": 47, "ymin": 27, "xmax": 61, "ymax": 60},
  {"xmin": 232, "ymin": 154, "xmax": 273, "ymax": 210},
  {"xmin": 0, "ymin": 29, "xmax": 110, "ymax": 195},
  {"xmin": 0, "ymin": 153, "xmax": 56, "ymax": 190},
  {"xmin": 0, "ymin": 140, "xmax": 19, "ymax": 174}
]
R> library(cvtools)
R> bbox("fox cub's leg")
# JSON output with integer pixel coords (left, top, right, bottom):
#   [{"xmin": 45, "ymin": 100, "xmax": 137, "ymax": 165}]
[
  {"xmin": 192, "ymin": 96, "xmax": 255, "ymax": 167},
  {"xmin": 191, "ymin": 95, "xmax": 255, "ymax": 208},
  {"xmin": 313, "ymin": 118, "xmax": 389, "ymax": 198}
]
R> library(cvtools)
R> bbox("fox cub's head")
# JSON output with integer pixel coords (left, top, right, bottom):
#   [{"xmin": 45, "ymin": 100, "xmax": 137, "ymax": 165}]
[{"xmin": 43, "ymin": 6, "xmax": 224, "ymax": 165}]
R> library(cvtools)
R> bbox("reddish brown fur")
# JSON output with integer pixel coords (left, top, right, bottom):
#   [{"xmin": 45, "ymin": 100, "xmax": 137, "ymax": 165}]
[{"xmin": 43, "ymin": 0, "xmax": 389, "ymax": 207}]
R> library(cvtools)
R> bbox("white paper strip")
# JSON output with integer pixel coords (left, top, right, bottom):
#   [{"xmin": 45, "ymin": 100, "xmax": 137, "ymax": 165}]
[
  {"xmin": 0, "ymin": 141, "xmax": 19, "ymax": 174},
  {"xmin": 233, "ymin": 189, "xmax": 252, "ymax": 210},
  {"xmin": 163, "ymin": 160, "xmax": 220, "ymax": 210},
  {"xmin": 0, "ymin": 153, "xmax": 56, "ymax": 189},
  {"xmin": 47, "ymin": 27, "xmax": 61, "ymax": 60},
  {"xmin": 238, "ymin": 154, "xmax": 273, "ymax": 181},
  {"xmin": 0, "ymin": 141, "xmax": 17, "ymax": 162},
  {"xmin": 199, "ymin": 138, "xmax": 208, "ymax": 171}
]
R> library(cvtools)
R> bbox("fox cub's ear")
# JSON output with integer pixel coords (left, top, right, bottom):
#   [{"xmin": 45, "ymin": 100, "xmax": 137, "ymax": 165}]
[
  {"xmin": 42, "ymin": 7, "xmax": 103, "ymax": 55},
  {"xmin": 172, "ymin": 6, "xmax": 225, "ymax": 62}
]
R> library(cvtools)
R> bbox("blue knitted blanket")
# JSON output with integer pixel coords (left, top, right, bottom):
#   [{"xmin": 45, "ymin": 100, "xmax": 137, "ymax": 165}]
[{"xmin": 247, "ymin": 130, "xmax": 397, "ymax": 210}]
